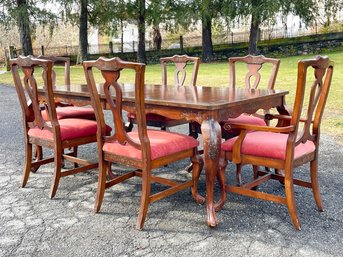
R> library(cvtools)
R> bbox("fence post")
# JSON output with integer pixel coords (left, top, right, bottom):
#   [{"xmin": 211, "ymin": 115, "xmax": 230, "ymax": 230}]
[
  {"xmin": 65, "ymin": 45, "xmax": 68, "ymax": 55},
  {"xmin": 132, "ymin": 41, "xmax": 135, "ymax": 52},
  {"xmin": 41, "ymin": 45, "xmax": 45, "ymax": 56},
  {"xmin": 179, "ymin": 36, "xmax": 184, "ymax": 52},
  {"xmin": 5, "ymin": 48, "xmax": 10, "ymax": 71},
  {"xmin": 9, "ymin": 46, "xmax": 16, "ymax": 58},
  {"xmin": 231, "ymin": 32, "xmax": 234, "ymax": 44},
  {"xmin": 109, "ymin": 41, "xmax": 114, "ymax": 54}
]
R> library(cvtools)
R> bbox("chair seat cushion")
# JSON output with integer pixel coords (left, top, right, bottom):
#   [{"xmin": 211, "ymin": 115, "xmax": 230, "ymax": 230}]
[
  {"xmin": 41, "ymin": 106, "xmax": 96, "ymax": 121},
  {"xmin": 221, "ymin": 114, "xmax": 266, "ymax": 135},
  {"xmin": 103, "ymin": 130, "xmax": 199, "ymax": 160},
  {"xmin": 221, "ymin": 131, "xmax": 316, "ymax": 160},
  {"xmin": 28, "ymin": 118, "xmax": 111, "ymax": 141},
  {"xmin": 127, "ymin": 112, "xmax": 174, "ymax": 122},
  {"xmin": 227, "ymin": 113, "xmax": 266, "ymax": 126}
]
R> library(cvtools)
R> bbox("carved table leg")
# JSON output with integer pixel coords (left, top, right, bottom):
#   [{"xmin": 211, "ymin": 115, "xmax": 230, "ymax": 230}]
[{"xmin": 201, "ymin": 118, "xmax": 221, "ymax": 227}]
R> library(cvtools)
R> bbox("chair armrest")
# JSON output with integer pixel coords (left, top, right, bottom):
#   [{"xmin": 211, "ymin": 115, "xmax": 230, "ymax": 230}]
[
  {"xmin": 225, "ymin": 123, "xmax": 295, "ymax": 133},
  {"xmin": 265, "ymin": 114, "xmax": 313, "ymax": 124}
]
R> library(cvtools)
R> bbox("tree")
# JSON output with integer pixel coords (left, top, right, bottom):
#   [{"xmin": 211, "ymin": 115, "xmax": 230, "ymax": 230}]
[
  {"xmin": 317, "ymin": 0, "xmax": 343, "ymax": 27},
  {"xmin": 57, "ymin": 0, "xmax": 93, "ymax": 61},
  {"xmin": 0, "ymin": 0, "xmax": 57, "ymax": 55},
  {"xmin": 228, "ymin": 0, "xmax": 319, "ymax": 55},
  {"xmin": 57, "ymin": 0, "xmax": 118, "ymax": 61},
  {"xmin": 201, "ymin": 0, "xmax": 214, "ymax": 62},
  {"xmin": 115, "ymin": 0, "xmax": 147, "ymax": 63},
  {"xmin": 137, "ymin": 0, "xmax": 146, "ymax": 63},
  {"xmin": 79, "ymin": 0, "xmax": 88, "ymax": 61},
  {"xmin": 184, "ymin": 0, "xmax": 223, "ymax": 62}
]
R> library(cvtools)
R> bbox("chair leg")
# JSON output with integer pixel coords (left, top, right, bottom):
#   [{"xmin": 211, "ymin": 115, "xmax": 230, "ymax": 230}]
[
  {"xmin": 31, "ymin": 145, "xmax": 42, "ymax": 173},
  {"xmin": 73, "ymin": 146, "xmax": 78, "ymax": 168},
  {"xmin": 136, "ymin": 168, "xmax": 151, "ymax": 230},
  {"xmin": 215, "ymin": 157, "xmax": 228, "ymax": 212},
  {"xmin": 310, "ymin": 159, "xmax": 324, "ymax": 211},
  {"xmin": 252, "ymin": 165, "xmax": 259, "ymax": 191},
  {"xmin": 61, "ymin": 149, "xmax": 65, "ymax": 168},
  {"xmin": 95, "ymin": 161, "xmax": 108, "ymax": 213},
  {"xmin": 125, "ymin": 121, "xmax": 134, "ymax": 132},
  {"xmin": 189, "ymin": 122, "xmax": 199, "ymax": 139},
  {"xmin": 50, "ymin": 153, "xmax": 63, "ymax": 199},
  {"xmin": 236, "ymin": 164, "xmax": 242, "ymax": 186},
  {"xmin": 284, "ymin": 167, "xmax": 301, "ymax": 230},
  {"xmin": 191, "ymin": 154, "xmax": 205, "ymax": 204},
  {"xmin": 22, "ymin": 142, "xmax": 33, "ymax": 187}
]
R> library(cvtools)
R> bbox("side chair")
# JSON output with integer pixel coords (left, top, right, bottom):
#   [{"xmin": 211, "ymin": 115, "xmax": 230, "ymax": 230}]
[
  {"xmin": 32, "ymin": 55, "xmax": 95, "ymax": 171},
  {"xmin": 127, "ymin": 54, "xmax": 200, "ymax": 134},
  {"xmin": 83, "ymin": 57, "xmax": 204, "ymax": 229},
  {"xmin": 190, "ymin": 55, "xmax": 280, "ymax": 140},
  {"xmin": 215, "ymin": 56, "xmax": 334, "ymax": 230},
  {"xmin": 221, "ymin": 55, "xmax": 281, "ymax": 137},
  {"xmin": 11, "ymin": 56, "xmax": 105, "ymax": 198},
  {"xmin": 37, "ymin": 55, "xmax": 96, "ymax": 121}
]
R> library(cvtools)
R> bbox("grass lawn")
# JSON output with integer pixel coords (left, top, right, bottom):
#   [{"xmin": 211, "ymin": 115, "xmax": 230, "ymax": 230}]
[{"xmin": 1, "ymin": 51, "xmax": 342, "ymax": 142}]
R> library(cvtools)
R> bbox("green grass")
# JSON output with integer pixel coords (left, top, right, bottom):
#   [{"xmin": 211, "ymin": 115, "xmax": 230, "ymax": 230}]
[{"xmin": 1, "ymin": 51, "xmax": 343, "ymax": 141}]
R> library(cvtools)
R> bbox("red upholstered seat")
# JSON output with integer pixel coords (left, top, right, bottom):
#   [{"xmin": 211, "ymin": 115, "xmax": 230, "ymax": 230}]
[
  {"xmin": 127, "ymin": 112, "xmax": 173, "ymax": 122},
  {"xmin": 221, "ymin": 114, "xmax": 266, "ymax": 135},
  {"xmin": 103, "ymin": 130, "xmax": 199, "ymax": 160},
  {"xmin": 28, "ymin": 118, "xmax": 111, "ymax": 141},
  {"xmin": 41, "ymin": 106, "xmax": 96, "ymax": 121},
  {"xmin": 222, "ymin": 131, "xmax": 315, "ymax": 160},
  {"xmin": 227, "ymin": 114, "xmax": 266, "ymax": 126}
]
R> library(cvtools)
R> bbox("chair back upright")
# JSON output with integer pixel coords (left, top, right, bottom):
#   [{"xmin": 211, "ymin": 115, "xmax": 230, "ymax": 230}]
[
  {"xmin": 83, "ymin": 57, "xmax": 150, "ymax": 160},
  {"xmin": 160, "ymin": 55, "xmax": 200, "ymax": 86},
  {"xmin": 229, "ymin": 55, "xmax": 280, "ymax": 90},
  {"xmin": 10, "ymin": 56, "xmax": 59, "ymax": 133},
  {"xmin": 288, "ymin": 56, "xmax": 334, "ymax": 154},
  {"xmin": 37, "ymin": 56, "xmax": 71, "ymax": 87}
]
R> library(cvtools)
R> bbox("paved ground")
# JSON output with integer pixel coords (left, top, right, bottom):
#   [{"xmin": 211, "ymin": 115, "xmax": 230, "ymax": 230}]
[{"xmin": 0, "ymin": 83, "xmax": 343, "ymax": 257}]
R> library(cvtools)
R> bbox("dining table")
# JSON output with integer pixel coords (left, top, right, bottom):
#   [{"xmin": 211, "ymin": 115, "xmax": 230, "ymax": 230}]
[{"xmin": 38, "ymin": 83, "xmax": 289, "ymax": 227}]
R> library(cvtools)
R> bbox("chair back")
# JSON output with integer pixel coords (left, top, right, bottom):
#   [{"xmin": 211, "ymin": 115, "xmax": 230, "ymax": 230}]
[
  {"xmin": 37, "ymin": 56, "xmax": 71, "ymax": 87},
  {"xmin": 229, "ymin": 55, "xmax": 280, "ymax": 90},
  {"xmin": 83, "ymin": 57, "xmax": 151, "ymax": 159},
  {"xmin": 160, "ymin": 55, "xmax": 200, "ymax": 86},
  {"xmin": 290, "ymin": 56, "xmax": 334, "ymax": 148},
  {"xmin": 10, "ymin": 56, "xmax": 59, "ymax": 132}
]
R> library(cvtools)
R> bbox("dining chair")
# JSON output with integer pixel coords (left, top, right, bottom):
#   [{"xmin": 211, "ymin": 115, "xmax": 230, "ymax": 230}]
[
  {"xmin": 224, "ymin": 55, "xmax": 281, "ymax": 184},
  {"xmin": 32, "ymin": 56, "xmax": 95, "ymax": 171},
  {"xmin": 126, "ymin": 54, "xmax": 200, "ymax": 134},
  {"xmin": 37, "ymin": 55, "xmax": 96, "ymax": 121},
  {"xmin": 189, "ymin": 55, "xmax": 281, "ymax": 163},
  {"xmin": 83, "ymin": 57, "xmax": 204, "ymax": 229},
  {"xmin": 11, "ymin": 56, "xmax": 104, "ymax": 198},
  {"xmin": 221, "ymin": 55, "xmax": 281, "ymax": 136},
  {"xmin": 215, "ymin": 56, "xmax": 334, "ymax": 230}
]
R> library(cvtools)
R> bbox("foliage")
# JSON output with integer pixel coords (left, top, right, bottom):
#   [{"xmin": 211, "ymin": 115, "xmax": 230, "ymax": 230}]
[{"xmin": 0, "ymin": 0, "xmax": 57, "ymax": 32}]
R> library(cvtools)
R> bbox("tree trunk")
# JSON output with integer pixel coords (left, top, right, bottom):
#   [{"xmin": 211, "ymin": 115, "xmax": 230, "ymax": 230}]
[
  {"xmin": 120, "ymin": 19, "xmax": 124, "ymax": 53},
  {"xmin": 137, "ymin": 0, "xmax": 146, "ymax": 63},
  {"xmin": 152, "ymin": 24, "xmax": 162, "ymax": 51},
  {"xmin": 248, "ymin": 11, "xmax": 260, "ymax": 55},
  {"xmin": 201, "ymin": 13, "xmax": 213, "ymax": 63},
  {"xmin": 16, "ymin": 0, "xmax": 33, "ymax": 55},
  {"xmin": 79, "ymin": 0, "xmax": 88, "ymax": 62}
]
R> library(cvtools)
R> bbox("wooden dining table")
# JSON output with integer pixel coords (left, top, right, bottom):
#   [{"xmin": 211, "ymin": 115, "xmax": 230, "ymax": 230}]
[{"xmin": 38, "ymin": 83, "xmax": 288, "ymax": 227}]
